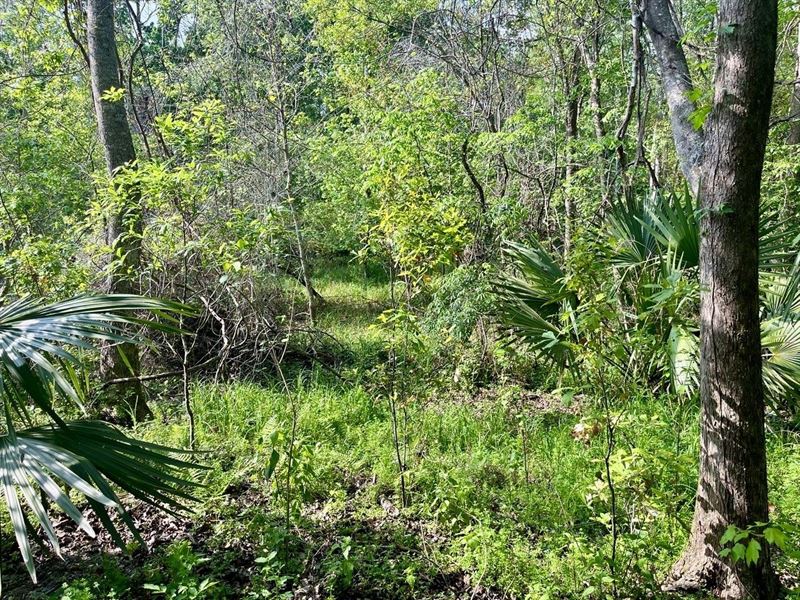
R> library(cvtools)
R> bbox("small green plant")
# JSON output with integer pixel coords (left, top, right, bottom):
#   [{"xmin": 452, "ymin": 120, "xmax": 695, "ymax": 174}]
[
  {"xmin": 53, "ymin": 580, "xmax": 94, "ymax": 600},
  {"xmin": 323, "ymin": 536, "xmax": 356, "ymax": 592},
  {"xmin": 143, "ymin": 541, "xmax": 218, "ymax": 599},
  {"xmin": 719, "ymin": 521, "xmax": 800, "ymax": 566},
  {"xmin": 250, "ymin": 550, "xmax": 294, "ymax": 599},
  {"xmin": 143, "ymin": 580, "xmax": 218, "ymax": 600},
  {"xmin": 264, "ymin": 428, "xmax": 319, "ymax": 517}
]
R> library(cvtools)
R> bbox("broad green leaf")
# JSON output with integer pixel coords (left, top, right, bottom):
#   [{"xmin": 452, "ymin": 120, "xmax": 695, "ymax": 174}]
[{"xmin": 745, "ymin": 539, "xmax": 762, "ymax": 566}]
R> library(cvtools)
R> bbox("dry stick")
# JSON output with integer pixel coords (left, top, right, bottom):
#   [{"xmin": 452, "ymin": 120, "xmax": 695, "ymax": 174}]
[
  {"xmin": 461, "ymin": 135, "xmax": 491, "ymax": 259},
  {"xmin": 261, "ymin": 280, "xmax": 302, "ymax": 535},
  {"xmin": 198, "ymin": 294, "xmax": 229, "ymax": 383},
  {"xmin": 575, "ymin": 331, "xmax": 621, "ymax": 599},
  {"xmin": 599, "ymin": 376, "xmax": 619, "ymax": 599},
  {"xmin": 615, "ymin": 0, "xmax": 644, "ymax": 188},
  {"xmin": 400, "ymin": 274, "xmax": 412, "ymax": 507},
  {"xmin": 269, "ymin": 343, "xmax": 298, "ymax": 534},
  {"xmin": 125, "ymin": 0, "xmax": 170, "ymax": 156},
  {"xmin": 521, "ymin": 418, "xmax": 531, "ymax": 485},
  {"xmin": 267, "ymin": 22, "xmax": 316, "ymax": 325},
  {"xmin": 98, "ymin": 357, "xmax": 215, "ymax": 388}
]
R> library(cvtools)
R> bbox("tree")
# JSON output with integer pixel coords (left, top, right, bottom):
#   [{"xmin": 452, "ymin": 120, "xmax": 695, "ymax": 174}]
[
  {"xmin": 85, "ymin": 0, "xmax": 147, "ymax": 419},
  {"xmin": 643, "ymin": 0, "xmax": 780, "ymax": 596},
  {"xmin": 789, "ymin": 20, "xmax": 800, "ymax": 145}
]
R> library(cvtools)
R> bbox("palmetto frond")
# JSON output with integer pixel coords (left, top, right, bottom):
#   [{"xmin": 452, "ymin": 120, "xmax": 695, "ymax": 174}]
[
  {"xmin": 606, "ymin": 196, "xmax": 660, "ymax": 270},
  {"xmin": 643, "ymin": 192, "xmax": 700, "ymax": 269},
  {"xmin": 494, "ymin": 241, "xmax": 576, "ymax": 367},
  {"xmin": 0, "ymin": 294, "xmax": 184, "ymax": 416},
  {"xmin": 760, "ymin": 209, "xmax": 800, "ymax": 269},
  {"xmin": 761, "ymin": 257, "xmax": 800, "ymax": 318},
  {"xmin": 762, "ymin": 318, "xmax": 800, "ymax": 406},
  {"xmin": 605, "ymin": 194, "xmax": 800, "ymax": 402},
  {"xmin": 496, "ymin": 241, "xmax": 577, "ymax": 317},
  {"xmin": 0, "ymin": 294, "xmax": 201, "ymax": 585},
  {"xmin": 1, "ymin": 422, "xmax": 202, "ymax": 584},
  {"xmin": 610, "ymin": 192, "xmax": 800, "ymax": 274},
  {"xmin": 497, "ymin": 196, "xmax": 800, "ymax": 405},
  {"xmin": 761, "ymin": 259, "xmax": 800, "ymax": 406}
]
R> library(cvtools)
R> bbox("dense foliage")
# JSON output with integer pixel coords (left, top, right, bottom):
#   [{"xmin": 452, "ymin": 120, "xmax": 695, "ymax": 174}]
[{"xmin": 1, "ymin": 0, "xmax": 800, "ymax": 598}]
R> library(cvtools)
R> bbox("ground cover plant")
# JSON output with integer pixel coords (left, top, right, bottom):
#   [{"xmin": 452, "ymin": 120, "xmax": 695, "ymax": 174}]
[{"xmin": 1, "ymin": 0, "xmax": 800, "ymax": 598}]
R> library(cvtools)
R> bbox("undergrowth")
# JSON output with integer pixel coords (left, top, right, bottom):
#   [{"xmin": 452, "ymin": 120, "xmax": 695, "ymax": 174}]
[{"xmin": 7, "ymin": 263, "xmax": 799, "ymax": 599}]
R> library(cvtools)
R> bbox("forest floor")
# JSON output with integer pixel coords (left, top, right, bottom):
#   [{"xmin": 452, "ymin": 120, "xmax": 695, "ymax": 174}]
[{"xmin": 2, "ymin": 263, "xmax": 800, "ymax": 599}]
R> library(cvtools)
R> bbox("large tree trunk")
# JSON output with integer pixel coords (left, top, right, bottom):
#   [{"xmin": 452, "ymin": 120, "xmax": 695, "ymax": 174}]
[
  {"xmin": 87, "ymin": 0, "xmax": 149, "ymax": 421},
  {"xmin": 645, "ymin": 0, "xmax": 779, "ymax": 597}
]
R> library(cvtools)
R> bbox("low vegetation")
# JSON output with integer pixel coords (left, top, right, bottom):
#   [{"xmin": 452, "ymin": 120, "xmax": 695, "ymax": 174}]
[{"xmin": 1, "ymin": 0, "xmax": 800, "ymax": 598}]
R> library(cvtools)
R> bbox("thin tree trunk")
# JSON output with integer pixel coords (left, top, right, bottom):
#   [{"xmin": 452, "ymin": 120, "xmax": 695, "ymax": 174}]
[
  {"xmin": 563, "ymin": 44, "xmax": 581, "ymax": 259},
  {"xmin": 87, "ymin": 0, "xmax": 148, "ymax": 421},
  {"xmin": 268, "ymin": 21, "xmax": 317, "ymax": 324},
  {"xmin": 279, "ymin": 104, "xmax": 317, "ymax": 324},
  {"xmin": 645, "ymin": 0, "xmax": 780, "ymax": 596},
  {"xmin": 582, "ymin": 29, "xmax": 605, "ymax": 143},
  {"xmin": 788, "ymin": 22, "xmax": 800, "ymax": 145}
]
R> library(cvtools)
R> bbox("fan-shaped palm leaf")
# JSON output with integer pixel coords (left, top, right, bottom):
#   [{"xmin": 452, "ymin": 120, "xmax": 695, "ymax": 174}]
[
  {"xmin": 759, "ymin": 255, "xmax": 800, "ymax": 407},
  {"xmin": 0, "ymin": 294, "xmax": 203, "ymax": 585},
  {"xmin": 0, "ymin": 421, "xmax": 204, "ymax": 583},
  {"xmin": 608, "ymin": 193, "xmax": 800, "ymax": 275},
  {"xmin": 495, "ymin": 298, "xmax": 575, "ymax": 366},
  {"xmin": 760, "ymin": 209, "xmax": 800, "ymax": 270},
  {"xmin": 606, "ymin": 195, "xmax": 660, "ymax": 270},
  {"xmin": 762, "ymin": 317, "xmax": 800, "ymax": 406},
  {"xmin": 495, "ymin": 241, "xmax": 577, "ymax": 317},
  {"xmin": 641, "ymin": 192, "xmax": 700, "ymax": 270},
  {"xmin": 761, "ymin": 256, "xmax": 800, "ymax": 318},
  {"xmin": 494, "ymin": 241, "xmax": 576, "ymax": 367},
  {"xmin": 0, "ymin": 294, "xmax": 185, "ymax": 415}
]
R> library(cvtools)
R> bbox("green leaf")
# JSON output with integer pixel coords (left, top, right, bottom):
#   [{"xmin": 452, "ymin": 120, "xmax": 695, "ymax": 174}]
[
  {"xmin": 265, "ymin": 449, "xmax": 280, "ymax": 481},
  {"xmin": 764, "ymin": 526, "xmax": 787, "ymax": 549},
  {"xmin": 731, "ymin": 542, "xmax": 746, "ymax": 562},
  {"xmin": 720, "ymin": 525, "xmax": 739, "ymax": 546},
  {"xmin": 745, "ymin": 539, "xmax": 762, "ymax": 566},
  {"xmin": 100, "ymin": 86, "xmax": 126, "ymax": 102},
  {"xmin": 689, "ymin": 105, "xmax": 711, "ymax": 130},
  {"xmin": 734, "ymin": 530, "xmax": 749, "ymax": 543}
]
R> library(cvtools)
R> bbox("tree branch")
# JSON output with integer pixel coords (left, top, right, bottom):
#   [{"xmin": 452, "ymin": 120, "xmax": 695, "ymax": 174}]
[{"xmin": 642, "ymin": 0, "xmax": 704, "ymax": 193}]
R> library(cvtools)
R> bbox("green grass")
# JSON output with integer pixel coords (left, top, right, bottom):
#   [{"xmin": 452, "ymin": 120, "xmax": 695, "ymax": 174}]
[{"xmin": 12, "ymin": 261, "xmax": 800, "ymax": 599}]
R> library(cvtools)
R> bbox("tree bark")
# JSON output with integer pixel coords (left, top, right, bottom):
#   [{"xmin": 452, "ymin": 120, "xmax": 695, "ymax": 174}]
[
  {"xmin": 788, "ymin": 21, "xmax": 800, "ymax": 145},
  {"xmin": 642, "ymin": 0, "xmax": 704, "ymax": 194},
  {"xmin": 87, "ymin": 0, "xmax": 148, "ymax": 421},
  {"xmin": 644, "ymin": 0, "xmax": 780, "ymax": 597},
  {"xmin": 562, "ymin": 43, "xmax": 581, "ymax": 259},
  {"xmin": 581, "ymin": 28, "xmax": 605, "ymax": 143}
]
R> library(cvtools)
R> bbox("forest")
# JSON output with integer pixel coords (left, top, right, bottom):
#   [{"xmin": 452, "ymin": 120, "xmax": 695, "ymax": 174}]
[{"xmin": 1, "ymin": 0, "xmax": 800, "ymax": 598}]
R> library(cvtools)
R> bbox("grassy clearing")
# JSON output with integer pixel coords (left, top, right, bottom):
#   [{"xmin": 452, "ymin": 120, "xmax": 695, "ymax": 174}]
[{"xmin": 7, "ymin": 263, "xmax": 800, "ymax": 599}]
